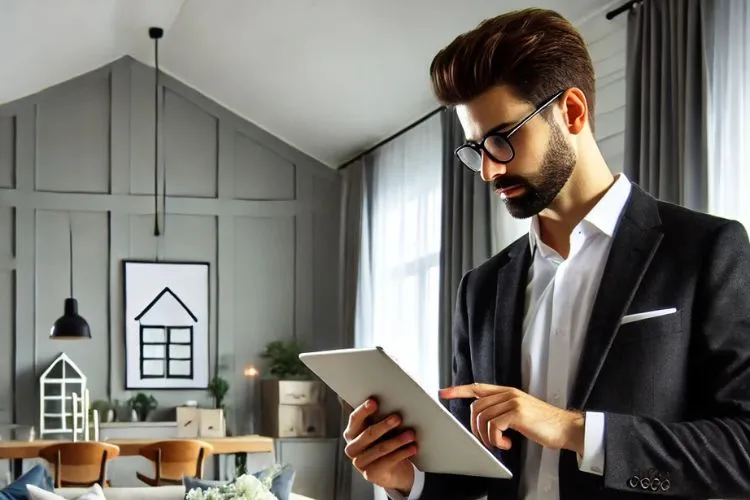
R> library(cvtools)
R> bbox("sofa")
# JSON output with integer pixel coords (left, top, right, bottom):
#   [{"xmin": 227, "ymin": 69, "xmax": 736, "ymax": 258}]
[{"xmin": 53, "ymin": 486, "xmax": 316, "ymax": 500}]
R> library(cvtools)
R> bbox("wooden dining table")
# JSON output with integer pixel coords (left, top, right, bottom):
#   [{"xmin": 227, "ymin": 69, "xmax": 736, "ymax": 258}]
[{"xmin": 0, "ymin": 435, "xmax": 274, "ymax": 478}]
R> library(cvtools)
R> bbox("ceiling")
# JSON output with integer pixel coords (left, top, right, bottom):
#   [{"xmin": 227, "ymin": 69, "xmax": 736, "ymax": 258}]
[{"xmin": 0, "ymin": 0, "xmax": 617, "ymax": 168}]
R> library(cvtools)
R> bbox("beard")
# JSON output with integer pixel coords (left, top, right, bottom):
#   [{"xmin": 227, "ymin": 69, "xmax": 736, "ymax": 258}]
[{"xmin": 494, "ymin": 123, "xmax": 576, "ymax": 219}]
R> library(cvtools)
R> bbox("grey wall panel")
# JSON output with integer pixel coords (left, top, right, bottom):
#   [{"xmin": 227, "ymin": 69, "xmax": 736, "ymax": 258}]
[
  {"xmin": 35, "ymin": 72, "xmax": 111, "ymax": 194},
  {"xmin": 0, "ymin": 57, "xmax": 342, "ymax": 442},
  {"xmin": 234, "ymin": 132, "xmax": 295, "ymax": 201},
  {"xmin": 0, "ymin": 206, "xmax": 14, "ymax": 424},
  {"xmin": 128, "ymin": 61, "xmax": 157, "ymax": 196},
  {"xmin": 0, "ymin": 115, "xmax": 15, "ymax": 189},
  {"xmin": 34, "ymin": 210, "xmax": 109, "ymax": 402},
  {"xmin": 164, "ymin": 90, "xmax": 218, "ymax": 198},
  {"xmin": 232, "ymin": 215, "xmax": 295, "ymax": 384},
  {"xmin": 0, "ymin": 270, "xmax": 13, "ymax": 424}
]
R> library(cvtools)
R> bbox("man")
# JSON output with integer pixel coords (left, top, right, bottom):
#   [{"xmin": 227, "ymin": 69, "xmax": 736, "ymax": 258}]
[{"xmin": 343, "ymin": 7, "xmax": 750, "ymax": 500}]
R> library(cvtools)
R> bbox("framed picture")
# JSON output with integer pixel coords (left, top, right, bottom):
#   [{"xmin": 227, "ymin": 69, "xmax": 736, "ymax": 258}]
[{"xmin": 123, "ymin": 260, "xmax": 210, "ymax": 389}]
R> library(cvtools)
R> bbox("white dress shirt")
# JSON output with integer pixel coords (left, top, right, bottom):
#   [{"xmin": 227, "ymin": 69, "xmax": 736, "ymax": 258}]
[{"xmin": 388, "ymin": 173, "xmax": 632, "ymax": 500}]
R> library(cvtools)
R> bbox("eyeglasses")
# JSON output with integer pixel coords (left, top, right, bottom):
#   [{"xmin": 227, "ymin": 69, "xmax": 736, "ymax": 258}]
[{"xmin": 454, "ymin": 90, "xmax": 566, "ymax": 172}]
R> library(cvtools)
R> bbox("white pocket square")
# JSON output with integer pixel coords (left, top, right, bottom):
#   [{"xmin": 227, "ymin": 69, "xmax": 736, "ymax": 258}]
[{"xmin": 621, "ymin": 308, "xmax": 677, "ymax": 325}]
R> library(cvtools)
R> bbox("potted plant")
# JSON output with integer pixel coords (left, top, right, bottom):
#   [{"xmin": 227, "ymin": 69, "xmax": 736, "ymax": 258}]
[
  {"xmin": 260, "ymin": 339, "xmax": 312, "ymax": 380},
  {"xmin": 127, "ymin": 392, "xmax": 158, "ymax": 422},
  {"xmin": 207, "ymin": 375, "xmax": 230, "ymax": 410},
  {"xmin": 259, "ymin": 339, "xmax": 325, "ymax": 438}
]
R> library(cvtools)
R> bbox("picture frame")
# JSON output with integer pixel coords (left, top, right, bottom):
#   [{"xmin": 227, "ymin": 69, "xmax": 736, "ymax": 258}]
[{"xmin": 123, "ymin": 260, "xmax": 210, "ymax": 389}]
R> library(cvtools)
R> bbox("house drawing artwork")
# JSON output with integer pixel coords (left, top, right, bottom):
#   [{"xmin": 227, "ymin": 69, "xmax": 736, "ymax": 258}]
[{"xmin": 134, "ymin": 287, "xmax": 198, "ymax": 380}]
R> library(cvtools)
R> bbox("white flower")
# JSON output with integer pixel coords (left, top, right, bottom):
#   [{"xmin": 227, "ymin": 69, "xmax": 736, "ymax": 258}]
[{"xmin": 182, "ymin": 475, "xmax": 277, "ymax": 500}]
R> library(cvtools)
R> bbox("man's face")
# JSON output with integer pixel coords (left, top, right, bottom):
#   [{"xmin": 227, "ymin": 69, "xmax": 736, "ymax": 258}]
[{"xmin": 455, "ymin": 85, "xmax": 576, "ymax": 219}]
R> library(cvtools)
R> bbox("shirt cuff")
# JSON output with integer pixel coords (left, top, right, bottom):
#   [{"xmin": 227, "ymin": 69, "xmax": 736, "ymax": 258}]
[
  {"xmin": 577, "ymin": 411, "xmax": 605, "ymax": 476},
  {"xmin": 384, "ymin": 463, "xmax": 425, "ymax": 499}
]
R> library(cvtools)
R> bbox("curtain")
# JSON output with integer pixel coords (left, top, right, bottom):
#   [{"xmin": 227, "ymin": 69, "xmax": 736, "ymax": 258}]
[
  {"xmin": 704, "ymin": 0, "xmax": 750, "ymax": 231},
  {"xmin": 623, "ymin": 0, "xmax": 709, "ymax": 211},
  {"xmin": 437, "ymin": 109, "xmax": 494, "ymax": 390},
  {"xmin": 333, "ymin": 158, "xmax": 365, "ymax": 500},
  {"xmin": 355, "ymin": 114, "xmax": 442, "ymax": 500}
]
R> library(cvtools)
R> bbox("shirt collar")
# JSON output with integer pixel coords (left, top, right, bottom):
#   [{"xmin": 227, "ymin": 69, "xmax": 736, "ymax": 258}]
[{"xmin": 528, "ymin": 173, "xmax": 632, "ymax": 254}]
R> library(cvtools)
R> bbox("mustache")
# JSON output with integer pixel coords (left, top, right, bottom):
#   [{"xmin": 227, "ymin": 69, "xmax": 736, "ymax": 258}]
[{"xmin": 493, "ymin": 176, "xmax": 530, "ymax": 191}]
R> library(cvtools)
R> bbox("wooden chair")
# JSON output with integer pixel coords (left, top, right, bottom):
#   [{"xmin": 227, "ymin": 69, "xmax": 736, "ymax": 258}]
[
  {"xmin": 136, "ymin": 439, "xmax": 213, "ymax": 486},
  {"xmin": 39, "ymin": 442, "xmax": 120, "ymax": 488}
]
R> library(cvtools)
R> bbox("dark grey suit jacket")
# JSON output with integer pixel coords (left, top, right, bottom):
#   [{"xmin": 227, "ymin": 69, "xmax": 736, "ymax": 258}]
[{"xmin": 419, "ymin": 184, "xmax": 750, "ymax": 499}]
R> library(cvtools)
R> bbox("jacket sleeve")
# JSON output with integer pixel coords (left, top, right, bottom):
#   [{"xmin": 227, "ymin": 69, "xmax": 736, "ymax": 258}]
[
  {"xmin": 419, "ymin": 271, "xmax": 509, "ymax": 499},
  {"xmin": 603, "ymin": 220, "xmax": 750, "ymax": 497}
]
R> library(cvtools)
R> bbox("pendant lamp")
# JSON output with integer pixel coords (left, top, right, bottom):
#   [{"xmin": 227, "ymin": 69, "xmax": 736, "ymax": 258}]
[{"xmin": 50, "ymin": 214, "xmax": 91, "ymax": 339}]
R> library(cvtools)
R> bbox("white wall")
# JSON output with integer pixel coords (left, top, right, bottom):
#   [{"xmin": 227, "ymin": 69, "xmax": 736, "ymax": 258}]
[{"xmin": 580, "ymin": 8, "xmax": 629, "ymax": 174}]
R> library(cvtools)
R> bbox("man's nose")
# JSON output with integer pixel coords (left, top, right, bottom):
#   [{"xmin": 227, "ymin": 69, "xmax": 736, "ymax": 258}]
[{"xmin": 480, "ymin": 152, "xmax": 507, "ymax": 182}]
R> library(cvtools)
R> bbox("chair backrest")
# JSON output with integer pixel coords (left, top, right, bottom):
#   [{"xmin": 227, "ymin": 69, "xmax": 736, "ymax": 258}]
[
  {"xmin": 39, "ymin": 442, "xmax": 121, "ymax": 487},
  {"xmin": 138, "ymin": 440, "xmax": 213, "ymax": 482}
]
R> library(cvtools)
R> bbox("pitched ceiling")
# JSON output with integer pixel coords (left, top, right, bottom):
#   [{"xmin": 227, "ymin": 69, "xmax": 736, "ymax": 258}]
[{"xmin": 0, "ymin": 0, "xmax": 617, "ymax": 167}]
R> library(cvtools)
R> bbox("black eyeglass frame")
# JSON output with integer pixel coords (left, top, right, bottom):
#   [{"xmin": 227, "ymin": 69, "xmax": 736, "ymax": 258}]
[{"xmin": 454, "ymin": 89, "xmax": 566, "ymax": 171}]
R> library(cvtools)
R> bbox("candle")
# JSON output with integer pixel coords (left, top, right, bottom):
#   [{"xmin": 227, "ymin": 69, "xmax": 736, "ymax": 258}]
[
  {"xmin": 72, "ymin": 392, "xmax": 78, "ymax": 442},
  {"xmin": 244, "ymin": 366, "xmax": 259, "ymax": 435},
  {"xmin": 83, "ymin": 389, "xmax": 90, "ymax": 441},
  {"xmin": 92, "ymin": 409, "xmax": 99, "ymax": 441}
]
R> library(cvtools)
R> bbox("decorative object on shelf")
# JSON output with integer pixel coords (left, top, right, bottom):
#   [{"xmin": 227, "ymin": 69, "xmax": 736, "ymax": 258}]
[
  {"xmin": 259, "ymin": 340, "xmax": 312, "ymax": 380},
  {"xmin": 122, "ymin": 260, "xmax": 210, "ymax": 389},
  {"xmin": 176, "ymin": 406, "xmax": 226, "ymax": 438},
  {"xmin": 259, "ymin": 340, "xmax": 326, "ymax": 438},
  {"xmin": 39, "ymin": 353, "xmax": 88, "ymax": 440},
  {"xmin": 126, "ymin": 392, "xmax": 158, "ymax": 422},
  {"xmin": 50, "ymin": 213, "xmax": 91, "ymax": 340},
  {"xmin": 207, "ymin": 375, "xmax": 230, "ymax": 410},
  {"xmin": 243, "ymin": 365, "xmax": 260, "ymax": 435}
]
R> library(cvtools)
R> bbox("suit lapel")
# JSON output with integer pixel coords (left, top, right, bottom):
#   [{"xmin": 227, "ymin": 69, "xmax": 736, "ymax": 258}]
[
  {"xmin": 569, "ymin": 186, "xmax": 664, "ymax": 409},
  {"xmin": 493, "ymin": 239, "xmax": 531, "ymax": 389}
]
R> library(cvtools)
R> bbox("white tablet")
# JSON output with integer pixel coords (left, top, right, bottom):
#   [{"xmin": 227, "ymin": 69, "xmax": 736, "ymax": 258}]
[{"xmin": 298, "ymin": 346, "xmax": 513, "ymax": 479}]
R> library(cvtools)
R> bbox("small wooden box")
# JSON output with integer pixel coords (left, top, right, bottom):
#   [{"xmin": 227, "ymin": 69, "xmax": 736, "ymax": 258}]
[
  {"xmin": 262, "ymin": 379, "xmax": 325, "ymax": 406},
  {"xmin": 263, "ymin": 403, "xmax": 326, "ymax": 438},
  {"xmin": 176, "ymin": 407, "xmax": 225, "ymax": 438}
]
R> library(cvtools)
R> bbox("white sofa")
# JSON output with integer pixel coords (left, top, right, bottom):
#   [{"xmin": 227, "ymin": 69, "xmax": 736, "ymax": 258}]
[{"xmin": 54, "ymin": 486, "xmax": 316, "ymax": 500}]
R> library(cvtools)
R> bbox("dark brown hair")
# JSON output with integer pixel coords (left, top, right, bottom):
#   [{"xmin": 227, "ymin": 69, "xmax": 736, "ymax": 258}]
[{"xmin": 430, "ymin": 8, "xmax": 596, "ymax": 132}]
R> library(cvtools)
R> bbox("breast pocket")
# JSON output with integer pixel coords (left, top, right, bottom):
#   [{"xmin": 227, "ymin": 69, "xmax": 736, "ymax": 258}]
[{"xmin": 615, "ymin": 308, "xmax": 684, "ymax": 345}]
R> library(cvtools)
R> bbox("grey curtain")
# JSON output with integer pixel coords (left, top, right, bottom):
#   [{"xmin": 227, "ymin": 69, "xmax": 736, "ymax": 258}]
[
  {"xmin": 334, "ymin": 158, "xmax": 365, "ymax": 500},
  {"xmin": 437, "ymin": 108, "xmax": 492, "ymax": 390},
  {"xmin": 623, "ymin": 0, "xmax": 708, "ymax": 210}
]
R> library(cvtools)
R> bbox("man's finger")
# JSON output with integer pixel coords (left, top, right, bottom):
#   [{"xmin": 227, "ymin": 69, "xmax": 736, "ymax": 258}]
[
  {"xmin": 344, "ymin": 398, "xmax": 378, "ymax": 442},
  {"xmin": 440, "ymin": 383, "xmax": 506, "ymax": 399}
]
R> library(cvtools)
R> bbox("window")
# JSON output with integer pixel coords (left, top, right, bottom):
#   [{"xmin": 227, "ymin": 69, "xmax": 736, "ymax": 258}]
[
  {"xmin": 356, "ymin": 114, "xmax": 442, "ymax": 396},
  {"xmin": 705, "ymin": 0, "xmax": 750, "ymax": 231}
]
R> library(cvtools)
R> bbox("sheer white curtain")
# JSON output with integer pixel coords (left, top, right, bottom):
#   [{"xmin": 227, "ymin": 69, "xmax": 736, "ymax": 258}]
[
  {"xmin": 356, "ymin": 114, "xmax": 443, "ymax": 397},
  {"xmin": 705, "ymin": 0, "xmax": 750, "ymax": 230}
]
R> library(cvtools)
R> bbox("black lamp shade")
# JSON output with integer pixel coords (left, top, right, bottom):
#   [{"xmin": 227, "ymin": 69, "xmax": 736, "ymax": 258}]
[{"xmin": 50, "ymin": 298, "xmax": 91, "ymax": 340}]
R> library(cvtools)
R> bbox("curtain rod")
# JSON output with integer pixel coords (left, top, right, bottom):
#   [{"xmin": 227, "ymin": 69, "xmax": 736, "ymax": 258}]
[
  {"xmin": 606, "ymin": 0, "xmax": 641, "ymax": 19},
  {"xmin": 337, "ymin": 105, "xmax": 445, "ymax": 170}
]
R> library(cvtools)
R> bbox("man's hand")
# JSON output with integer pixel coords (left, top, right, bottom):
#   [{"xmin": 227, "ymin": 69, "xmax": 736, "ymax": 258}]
[
  {"xmin": 343, "ymin": 398, "xmax": 418, "ymax": 494},
  {"xmin": 440, "ymin": 384, "xmax": 585, "ymax": 454}
]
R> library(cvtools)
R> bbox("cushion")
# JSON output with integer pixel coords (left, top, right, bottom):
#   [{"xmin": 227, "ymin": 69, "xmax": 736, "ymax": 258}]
[
  {"xmin": 26, "ymin": 484, "xmax": 105, "ymax": 500},
  {"xmin": 0, "ymin": 465, "xmax": 54, "ymax": 500},
  {"xmin": 183, "ymin": 464, "xmax": 295, "ymax": 500}
]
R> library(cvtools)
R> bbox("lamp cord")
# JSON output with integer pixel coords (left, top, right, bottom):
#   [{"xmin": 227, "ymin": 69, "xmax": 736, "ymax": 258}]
[
  {"xmin": 153, "ymin": 33, "xmax": 161, "ymax": 237},
  {"xmin": 69, "ymin": 213, "xmax": 73, "ymax": 298}
]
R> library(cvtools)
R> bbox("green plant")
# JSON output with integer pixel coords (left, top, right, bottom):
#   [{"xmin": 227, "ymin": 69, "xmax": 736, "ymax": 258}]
[
  {"xmin": 208, "ymin": 375, "xmax": 230, "ymax": 409},
  {"xmin": 127, "ymin": 392, "xmax": 157, "ymax": 421},
  {"xmin": 260, "ymin": 339, "xmax": 312, "ymax": 379}
]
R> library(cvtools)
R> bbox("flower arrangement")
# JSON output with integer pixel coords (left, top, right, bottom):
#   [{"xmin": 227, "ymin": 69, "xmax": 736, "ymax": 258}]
[{"xmin": 185, "ymin": 473, "xmax": 277, "ymax": 500}]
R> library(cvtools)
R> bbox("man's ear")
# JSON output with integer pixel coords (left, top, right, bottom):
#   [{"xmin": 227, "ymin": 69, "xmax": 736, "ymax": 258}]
[{"xmin": 561, "ymin": 87, "xmax": 589, "ymax": 135}]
